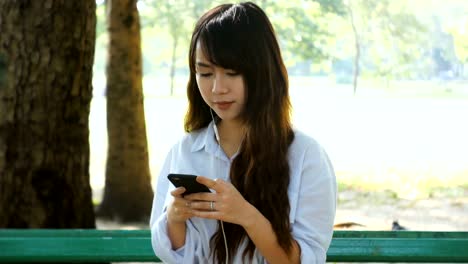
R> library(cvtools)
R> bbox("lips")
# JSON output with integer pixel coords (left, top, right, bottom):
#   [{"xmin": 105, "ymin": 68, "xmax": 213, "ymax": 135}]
[{"xmin": 214, "ymin": 101, "xmax": 233, "ymax": 110}]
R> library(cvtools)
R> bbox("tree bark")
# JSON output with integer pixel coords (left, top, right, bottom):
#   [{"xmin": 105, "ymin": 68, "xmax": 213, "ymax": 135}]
[
  {"xmin": 0, "ymin": 54, "xmax": 6, "ymax": 86},
  {"xmin": 0, "ymin": 1, "xmax": 96, "ymax": 228},
  {"xmin": 98, "ymin": 0, "xmax": 153, "ymax": 222}
]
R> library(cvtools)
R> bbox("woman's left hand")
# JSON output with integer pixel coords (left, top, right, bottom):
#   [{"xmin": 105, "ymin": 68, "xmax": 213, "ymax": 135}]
[{"xmin": 184, "ymin": 176, "xmax": 258, "ymax": 228}]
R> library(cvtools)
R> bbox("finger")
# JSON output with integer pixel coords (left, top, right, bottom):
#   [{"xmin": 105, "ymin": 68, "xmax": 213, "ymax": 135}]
[
  {"xmin": 170, "ymin": 187, "xmax": 186, "ymax": 197},
  {"xmin": 170, "ymin": 205, "xmax": 193, "ymax": 221},
  {"xmin": 190, "ymin": 210, "xmax": 220, "ymax": 220},
  {"xmin": 184, "ymin": 192, "xmax": 217, "ymax": 201},
  {"xmin": 173, "ymin": 197, "xmax": 189, "ymax": 207},
  {"xmin": 189, "ymin": 200, "xmax": 216, "ymax": 211},
  {"xmin": 196, "ymin": 176, "xmax": 224, "ymax": 191},
  {"xmin": 171, "ymin": 199, "xmax": 193, "ymax": 215}
]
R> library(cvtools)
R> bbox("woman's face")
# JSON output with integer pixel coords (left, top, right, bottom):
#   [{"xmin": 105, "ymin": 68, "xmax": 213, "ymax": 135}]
[{"xmin": 195, "ymin": 42, "xmax": 246, "ymax": 124}]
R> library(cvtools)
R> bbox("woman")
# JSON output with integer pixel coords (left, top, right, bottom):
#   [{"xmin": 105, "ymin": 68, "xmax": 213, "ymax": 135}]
[{"xmin": 150, "ymin": 2, "xmax": 336, "ymax": 263}]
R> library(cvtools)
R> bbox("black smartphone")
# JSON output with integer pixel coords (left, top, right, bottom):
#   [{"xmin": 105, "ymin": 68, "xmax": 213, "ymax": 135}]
[{"xmin": 167, "ymin": 173, "xmax": 211, "ymax": 195}]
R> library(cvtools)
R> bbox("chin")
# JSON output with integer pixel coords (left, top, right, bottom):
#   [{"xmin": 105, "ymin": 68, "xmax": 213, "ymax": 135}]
[{"xmin": 220, "ymin": 115, "xmax": 243, "ymax": 123}]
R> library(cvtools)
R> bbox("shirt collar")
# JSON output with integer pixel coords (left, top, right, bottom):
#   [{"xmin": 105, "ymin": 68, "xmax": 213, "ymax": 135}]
[
  {"xmin": 190, "ymin": 121, "xmax": 218, "ymax": 153},
  {"xmin": 190, "ymin": 121, "xmax": 239, "ymax": 162}
]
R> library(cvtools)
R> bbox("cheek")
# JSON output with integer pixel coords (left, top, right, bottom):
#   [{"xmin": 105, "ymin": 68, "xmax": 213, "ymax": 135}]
[
  {"xmin": 196, "ymin": 78, "xmax": 211, "ymax": 101},
  {"xmin": 196, "ymin": 77, "xmax": 211, "ymax": 92},
  {"xmin": 236, "ymin": 79, "xmax": 246, "ymax": 102}
]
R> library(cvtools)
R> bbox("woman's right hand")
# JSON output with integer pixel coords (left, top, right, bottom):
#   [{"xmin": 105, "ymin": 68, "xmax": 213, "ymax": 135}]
[
  {"xmin": 166, "ymin": 187, "xmax": 193, "ymax": 249},
  {"xmin": 167, "ymin": 187, "xmax": 194, "ymax": 224}
]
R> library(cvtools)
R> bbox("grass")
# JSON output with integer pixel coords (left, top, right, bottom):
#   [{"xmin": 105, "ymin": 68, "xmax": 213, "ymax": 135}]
[
  {"xmin": 90, "ymin": 76, "xmax": 468, "ymax": 200},
  {"xmin": 336, "ymin": 166, "xmax": 468, "ymax": 199}
]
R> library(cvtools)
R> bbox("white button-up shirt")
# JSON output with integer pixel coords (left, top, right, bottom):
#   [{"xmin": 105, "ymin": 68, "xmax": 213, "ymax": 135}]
[{"xmin": 150, "ymin": 121, "xmax": 337, "ymax": 263}]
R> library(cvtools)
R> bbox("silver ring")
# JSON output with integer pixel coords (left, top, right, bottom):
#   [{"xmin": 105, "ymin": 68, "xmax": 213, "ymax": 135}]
[{"xmin": 210, "ymin": 201, "xmax": 215, "ymax": 211}]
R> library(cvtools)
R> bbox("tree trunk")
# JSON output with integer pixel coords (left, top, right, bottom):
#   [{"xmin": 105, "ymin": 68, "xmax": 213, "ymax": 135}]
[
  {"xmin": 170, "ymin": 34, "xmax": 178, "ymax": 96},
  {"xmin": 98, "ymin": 0, "xmax": 153, "ymax": 222},
  {"xmin": 0, "ymin": 1, "xmax": 96, "ymax": 228},
  {"xmin": 347, "ymin": 3, "xmax": 360, "ymax": 95},
  {"xmin": 0, "ymin": 54, "xmax": 6, "ymax": 86}
]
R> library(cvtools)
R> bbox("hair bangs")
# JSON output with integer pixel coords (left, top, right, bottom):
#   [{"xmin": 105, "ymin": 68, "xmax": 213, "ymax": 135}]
[{"xmin": 197, "ymin": 7, "xmax": 248, "ymax": 73}]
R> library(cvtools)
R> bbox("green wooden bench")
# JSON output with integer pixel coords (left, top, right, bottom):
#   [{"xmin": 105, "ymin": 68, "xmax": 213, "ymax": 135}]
[{"xmin": 0, "ymin": 229, "xmax": 467, "ymax": 262}]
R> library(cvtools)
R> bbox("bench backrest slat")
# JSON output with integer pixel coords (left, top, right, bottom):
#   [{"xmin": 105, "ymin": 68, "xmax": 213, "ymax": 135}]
[{"xmin": 0, "ymin": 230, "xmax": 467, "ymax": 262}]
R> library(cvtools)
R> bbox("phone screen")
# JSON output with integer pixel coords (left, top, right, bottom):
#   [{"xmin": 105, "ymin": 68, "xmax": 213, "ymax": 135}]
[{"xmin": 167, "ymin": 173, "xmax": 211, "ymax": 195}]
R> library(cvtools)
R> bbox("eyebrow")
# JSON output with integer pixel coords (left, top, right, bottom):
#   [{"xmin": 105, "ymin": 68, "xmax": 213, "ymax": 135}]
[{"xmin": 196, "ymin": 62, "xmax": 212, "ymax": 68}]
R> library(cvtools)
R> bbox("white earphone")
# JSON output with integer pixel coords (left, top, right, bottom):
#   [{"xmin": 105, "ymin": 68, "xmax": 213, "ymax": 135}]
[
  {"xmin": 209, "ymin": 108, "xmax": 228, "ymax": 263},
  {"xmin": 210, "ymin": 108, "xmax": 220, "ymax": 142}
]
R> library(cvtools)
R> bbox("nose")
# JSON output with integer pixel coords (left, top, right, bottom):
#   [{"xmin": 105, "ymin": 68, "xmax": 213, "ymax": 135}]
[{"xmin": 212, "ymin": 75, "xmax": 228, "ymax": 94}]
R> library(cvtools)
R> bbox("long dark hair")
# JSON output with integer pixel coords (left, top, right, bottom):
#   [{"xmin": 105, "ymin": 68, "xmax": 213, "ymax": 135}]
[{"xmin": 184, "ymin": 2, "xmax": 294, "ymax": 263}]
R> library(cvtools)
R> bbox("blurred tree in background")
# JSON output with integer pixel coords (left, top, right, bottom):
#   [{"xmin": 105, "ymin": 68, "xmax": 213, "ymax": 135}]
[
  {"xmin": 0, "ymin": 1, "xmax": 96, "ymax": 228},
  {"xmin": 107, "ymin": 0, "xmax": 348, "ymax": 95},
  {"xmin": 261, "ymin": 0, "xmax": 346, "ymax": 69},
  {"xmin": 449, "ymin": 19, "xmax": 468, "ymax": 66},
  {"xmin": 341, "ymin": 0, "xmax": 427, "ymax": 93},
  {"xmin": 97, "ymin": 0, "xmax": 154, "ymax": 222},
  {"xmin": 90, "ymin": 0, "xmax": 467, "ymax": 97},
  {"xmin": 142, "ymin": 0, "xmax": 214, "ymax": 95}
]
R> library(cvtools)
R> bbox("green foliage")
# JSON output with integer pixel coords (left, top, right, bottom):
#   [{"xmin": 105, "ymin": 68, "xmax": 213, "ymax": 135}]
[
  {"xmin": 134, "ymin": 0, "xmax": 347, "ymax": 75},
  {"xmin": 95, "ymin": 4, "xmax": 106, "ymax": 37},
  {"xmin": 260, "ymin": 0, "xmax": 346, "ymax": 67},
  {"xmin": 93, "ymin": 4, "xmax": 108, "ymax": 76},
  {"xmin": 343, "ymin": 0, "xmax": 428, "ymax": 82},
  {"xmin": 92, "ymin": 0, "xmax": 466, "ymax": 91},
  {"xmin": 449, "ymin": 17, "xmax": 468, "ymax": 63},
  {"xmin": 313, "ymin": 0, "xmax": 346, "ymax": 15},
  {"xmin": 138, "ymin": 0, "xmax": 218, "ymax": 76}
]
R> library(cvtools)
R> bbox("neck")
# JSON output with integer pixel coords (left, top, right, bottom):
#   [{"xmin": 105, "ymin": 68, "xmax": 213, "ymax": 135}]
[
  {"xmin": 216, "ymin": 119, "xmax": 245, "ymax": 158},
  {"xmin": 218, "ymin": 119, "xmax": 245, "ymax": 141}
]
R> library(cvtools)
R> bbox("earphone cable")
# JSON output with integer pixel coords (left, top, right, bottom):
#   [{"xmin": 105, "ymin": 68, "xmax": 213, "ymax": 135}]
[
  {"xmin": 211, "ymin": 108, "xmax": 229, "ymax": 263},
  {"xmin": 220, "ymin": 220, "xmax": 229, "ymax": 263}
]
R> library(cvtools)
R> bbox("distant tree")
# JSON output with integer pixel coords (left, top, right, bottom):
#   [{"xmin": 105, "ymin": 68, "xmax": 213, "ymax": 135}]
[
  {"xmin": 430, "ymin": 18, "xmax": 462, "ymax": 78},
  {"xmin": 142, "ymin": 0, "xmax": 345, "ymax": 93},
  {"xmin": 97, "ymin": 0, "xmax": 154, "ymax": 222},
  {"xmin": 0, "ymin": 1, "xmax": 96, "ymax": 227},
  {"xmin": 449, "ymin": 20, "xmax": 468, "ymax": 77},
  {"xmin": 144, "ymin": 0, "xmax": 214, "ymax": 95},
  {"xmin": 345, "ymin": 1, "xmax": 360, "ymax": 94},
  {"xmin": 163, "ymin": 1, "xmax": 185, "ymax": 96},
  {"xmin": 344, "ymin": 0, "xmax": 426, "ymax": 93},
  {"xmin": 260, "ymin": 0, "xmax": 346, "ymax": 67}
]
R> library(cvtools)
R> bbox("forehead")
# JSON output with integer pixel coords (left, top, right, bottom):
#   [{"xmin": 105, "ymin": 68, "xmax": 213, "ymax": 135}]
[{"xmin": 195, "ymin": 42, "xmax": 209, "ymax": 63}]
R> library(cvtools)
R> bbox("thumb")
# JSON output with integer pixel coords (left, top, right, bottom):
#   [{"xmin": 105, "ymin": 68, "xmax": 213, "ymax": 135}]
[{"xmin": 170, "ymin": 187, "xmax": 186, "ymax": 197}]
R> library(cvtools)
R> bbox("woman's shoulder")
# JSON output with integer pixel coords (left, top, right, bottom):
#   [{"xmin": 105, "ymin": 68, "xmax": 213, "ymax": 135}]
[
  {"xmin": 172, "ymin": 126, "xmax": 209, "ymax": 151},
  {"xmin": 289, "ymin": 129, "xmax": 332, "ymax": 167},
  {"xmin": 291, "ymin": 129, "xmax": 322, "ymax": 153},
  {"xmin": 289, "ymin": 129, "xmax": 335, "ymax": 182}
]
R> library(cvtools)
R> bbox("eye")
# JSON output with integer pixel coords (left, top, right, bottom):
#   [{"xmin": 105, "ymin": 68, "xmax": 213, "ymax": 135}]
[
  {"xmin": 226, "ymin": 71, "xmax": 240, "ymax": 76},
  {"xmin": 198, "ymin": 72, "xmax": 213, "ymax": 77}
]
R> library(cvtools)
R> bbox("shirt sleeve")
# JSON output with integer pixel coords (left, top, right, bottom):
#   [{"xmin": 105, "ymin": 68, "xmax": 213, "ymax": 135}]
[
  {"xmin": 149, "ymin": 147, "xmax": 211, "ymax": 263},
  {"xmin": 152, "ymin": 213, "xmax": 208, "ymax": 263},
  {"xmin": 292, "ymin": 144, "xmax": 337, "ymax": 263},
  {"xmin": 149, "ymin": 148, "xmax": 182, "ymax": 262}
]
